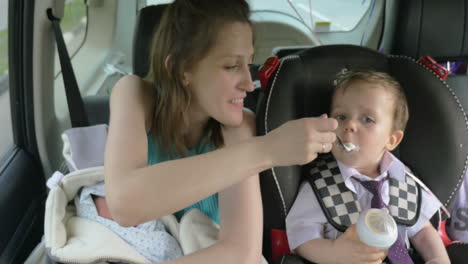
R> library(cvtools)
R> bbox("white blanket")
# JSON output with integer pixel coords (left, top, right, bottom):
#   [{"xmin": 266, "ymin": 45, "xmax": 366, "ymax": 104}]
[{"xmin": 44, "ymin": 166, "xmax": 220, "ymax": 264}]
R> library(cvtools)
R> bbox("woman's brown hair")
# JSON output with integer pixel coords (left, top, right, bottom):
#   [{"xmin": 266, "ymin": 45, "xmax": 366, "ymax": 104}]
[{"xmin": 145, "ymin": 0, "xmax": 252, "ymax": 157}]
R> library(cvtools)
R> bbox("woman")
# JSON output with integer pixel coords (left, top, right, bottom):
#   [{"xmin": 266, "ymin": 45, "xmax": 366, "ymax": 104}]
[{"xmin": 104, "ymin": 0, "xmax": 337, "ymax": 262}]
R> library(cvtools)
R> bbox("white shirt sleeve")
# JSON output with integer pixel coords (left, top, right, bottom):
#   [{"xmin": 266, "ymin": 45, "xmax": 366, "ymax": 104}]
[
  {"xmin": 286, "ymin": 182, "xmax": 334, "ymax": 251},
  {"xmin": 406, "ymin": 188, "xmax": 442, "ymax": 238}
]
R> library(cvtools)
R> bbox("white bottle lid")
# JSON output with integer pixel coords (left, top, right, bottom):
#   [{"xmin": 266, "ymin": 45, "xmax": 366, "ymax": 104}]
[{"xmin": 356, "ymin": 208, "xmax": 398, "ymax": 249}]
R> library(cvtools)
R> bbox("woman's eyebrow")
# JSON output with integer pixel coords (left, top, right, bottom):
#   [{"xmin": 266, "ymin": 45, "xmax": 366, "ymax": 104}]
[{"xmin": 218, "ymin": 51, "xmax": 254, "ymax": 59}]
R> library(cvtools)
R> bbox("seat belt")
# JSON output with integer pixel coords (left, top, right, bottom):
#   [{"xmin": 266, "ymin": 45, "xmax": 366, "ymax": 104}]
[{"xmin": 46, "ymin": 8, "xmax": 89, "ymax": 128}]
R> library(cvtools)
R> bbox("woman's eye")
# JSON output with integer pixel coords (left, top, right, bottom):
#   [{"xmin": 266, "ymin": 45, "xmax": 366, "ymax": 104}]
[{"xmin": 224, "ymin": 65, "xmax": 239, "ymax": 70}]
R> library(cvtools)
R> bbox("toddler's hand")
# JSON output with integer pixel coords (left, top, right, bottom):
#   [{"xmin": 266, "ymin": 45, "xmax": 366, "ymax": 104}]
[{"xmin": 332, "ymin": 224, "xmax": 386, "ymax": 264}]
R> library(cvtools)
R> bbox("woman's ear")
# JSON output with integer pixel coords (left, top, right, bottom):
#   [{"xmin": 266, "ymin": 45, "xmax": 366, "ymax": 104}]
[
  {"xmin": 165, "ymin": 55, "xmax": 190, "ymax": 86},
  {"xmin": 164, "ymin": 55, "xmax": 172, "ymax": 71},
  {"xmin": 385, "ymin": 130, "xmax": 404, "ymax": 151},
  {"xmin": 164, "ymin": 55, "xmax": 173, "ymax": 79},
  {"xmin": 182, "ymin": 71, "xmax": 190, "ymax": 87}
]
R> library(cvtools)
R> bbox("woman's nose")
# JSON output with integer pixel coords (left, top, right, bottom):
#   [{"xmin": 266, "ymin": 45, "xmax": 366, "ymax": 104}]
[{"xmin": 240, "ymin": 65, "xmax": 254, "ymax": 92}]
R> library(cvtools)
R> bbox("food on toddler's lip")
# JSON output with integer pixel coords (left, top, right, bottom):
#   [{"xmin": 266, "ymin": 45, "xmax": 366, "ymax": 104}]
[
  {"xmin": 336, "ymin": 135, "xmax": 358, "ymax": 152},
  {"xmin": 343, "ymin": 142, "xmax": 356, "ymax": 152}
]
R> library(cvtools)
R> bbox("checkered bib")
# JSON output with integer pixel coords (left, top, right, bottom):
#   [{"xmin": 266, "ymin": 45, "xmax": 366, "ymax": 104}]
[{"xmin": 306, "ymin": 154, "xmax": 421, "ymax": 232}]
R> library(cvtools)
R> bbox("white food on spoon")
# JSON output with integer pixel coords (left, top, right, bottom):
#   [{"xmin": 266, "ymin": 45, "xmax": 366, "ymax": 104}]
[
  {"xmin": 337, "ymin": 135, "xmax": 358, "ymax": 152},
  {"xmin": 343, "ymin": 142, "xmax": 356, "ymax": 152}
]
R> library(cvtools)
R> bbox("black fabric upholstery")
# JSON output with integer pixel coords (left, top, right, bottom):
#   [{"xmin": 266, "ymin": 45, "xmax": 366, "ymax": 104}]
[
  {"xmin": 446, "ymin": 242, "xmax": 468, "ymax": 263},
  {"xmin": 256, "ymin": 44, "xmax": 468, "ymax": 262},
  {"xmin": 447, "ymin": 75, "xmax": 468, "ymax": 112},
  {"xmin": 81, "ymin": 4, "xmax": 169, "ymax": 127},
  {"xmin": 272, "ymin": 255, "xmax": 312, "ymax": 264},
  {"xmin": 393, "ymin": 0, "xmax": 468, "ymax": 59},
  {"xmin": 83, "ymin": 95, "xmax": 110, "ymax": 125},
  {"xmin": 132, "ymin": 5, "xmax": 168, "ymax": 77}
]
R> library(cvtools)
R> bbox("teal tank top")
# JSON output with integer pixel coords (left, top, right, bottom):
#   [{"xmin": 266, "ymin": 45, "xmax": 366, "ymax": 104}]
[{"xmin": 147, "ymin": 135, "xmax": 219, "ymax": 224}]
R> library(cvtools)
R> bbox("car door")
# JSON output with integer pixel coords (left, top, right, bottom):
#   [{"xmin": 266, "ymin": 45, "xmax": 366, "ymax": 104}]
[{"xmin": 0, "ymin": 0, "xmax": 47, "ymax": 263}]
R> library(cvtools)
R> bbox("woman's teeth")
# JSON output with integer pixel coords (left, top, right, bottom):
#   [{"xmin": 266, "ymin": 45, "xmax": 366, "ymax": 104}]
[{"xmin": 231, "ymin": 98, "xmax": 243, "ymax": 103}]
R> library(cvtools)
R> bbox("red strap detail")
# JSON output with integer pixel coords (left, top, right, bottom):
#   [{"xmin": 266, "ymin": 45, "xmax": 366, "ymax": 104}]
[
  {"xmin": 438, "ymin": 220, "xmax": 453, "ymax": 247},
  {"xmin": 258, "ymin": 56, "xmax": 280, "ymax": 91},
  {"xmin": 417, "ymin": 56, "xmax": 449, "ymax": 80},
  {"xmin": 271, "ymin": 229, "xmax": 295, "ymax": 261}
]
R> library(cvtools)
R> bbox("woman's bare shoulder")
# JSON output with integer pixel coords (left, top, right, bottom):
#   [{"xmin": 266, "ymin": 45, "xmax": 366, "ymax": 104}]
[
  {"xmin": 111, "ymin": 75, "xmax": 155, "ymax": 102},
  {"xmin": 110, "ymin": 75, "xmax": 156, "ymax": 131}
]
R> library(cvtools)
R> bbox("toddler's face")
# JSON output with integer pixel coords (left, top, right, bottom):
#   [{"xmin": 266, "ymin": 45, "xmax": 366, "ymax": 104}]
[{"xmin": 330, "ymin": 81, "xmax": 399, "ymax": 176}]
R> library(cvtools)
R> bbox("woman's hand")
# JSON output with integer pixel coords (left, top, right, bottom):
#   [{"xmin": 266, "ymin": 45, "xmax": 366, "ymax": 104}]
[{"xmin": 263, "ymin": 114, "xmax": 338, "ymax": 167}]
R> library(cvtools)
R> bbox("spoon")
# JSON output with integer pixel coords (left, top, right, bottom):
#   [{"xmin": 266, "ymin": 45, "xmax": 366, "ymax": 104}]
[{"xmin": 336, "ymin": 135, "xmax": 357, "ymax": 152}]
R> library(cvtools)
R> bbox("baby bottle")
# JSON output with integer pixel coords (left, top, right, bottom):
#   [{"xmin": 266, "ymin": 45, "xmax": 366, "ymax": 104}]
[{"xmin": 356, "ymin": 208, "xmax": 398, "ymax": 256}]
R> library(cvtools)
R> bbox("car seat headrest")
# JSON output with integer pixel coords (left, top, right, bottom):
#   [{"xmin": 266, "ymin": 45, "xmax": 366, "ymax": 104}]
[
  {"xmin": 393, "ymin": 0, "xmax": 468, "ymax": 59},
  {"xmin": 257, "ymin": 45, "xmax": 468, "ymax": 212},
  {"xmin": 132, "ymin": 5, "xmax": 168, "ymax": 77}
]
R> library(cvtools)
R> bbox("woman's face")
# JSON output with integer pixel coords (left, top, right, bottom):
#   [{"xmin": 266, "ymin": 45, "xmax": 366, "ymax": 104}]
[{"xmin": 185, "ymin": 22, "xmax": 254, "ymax": 127}]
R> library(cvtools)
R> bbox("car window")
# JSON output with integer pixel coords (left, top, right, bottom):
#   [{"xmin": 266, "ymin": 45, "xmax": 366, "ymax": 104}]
[
  {"xmin": 0, "ymin": 0, "xmax": 13, "ymax": 156},
  {"xmin": 53, "ymin": 0, "xmax": 88, "ymax": 75},
  {"xmin": 146, "ymin": 0, "xmax": 371, "ymax": 32},
  {"xmin": 250, "ymin": 0, "xmax": 371, "ymax": 32}
]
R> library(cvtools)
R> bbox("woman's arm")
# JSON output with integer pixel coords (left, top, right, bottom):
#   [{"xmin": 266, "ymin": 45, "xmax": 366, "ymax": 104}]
[
  {"xmin": 215, "ymin": 110, "xmax": 263, "ymax": 263},
  {"xmin": 410, "ymin": 222, "xmax": 450, "ymax": 263},
  {"xmin": 157, "ymin": 173, "xmax": 262, "ymax": 264},
  {"xmin": 105, "ymin": 75, "xmax": 337, "ymax": 226},
  {"xmin": 162, "ymin": 111, "xmax": 263, "ymax": 263}
]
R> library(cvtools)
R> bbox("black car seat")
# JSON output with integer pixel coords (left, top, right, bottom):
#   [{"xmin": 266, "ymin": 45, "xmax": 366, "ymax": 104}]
[
  {"xmin": 390, "ymin": 1, "xmax": 468, "ymax": 261},
  {"xmin": 392, "ymin": 0, "xmax": 468, "ymax": 60},
  {"xmin": 256, "ymin": 44, "xmax": 468, "ymax": 264},
  {"xmin": 132, "ymin": 5, "xmax": 167, "ymax": 78},
  {"xmin": 391, "ymin": 0, "xmax": 468, "ymax": 106},
  {"xmin": 82, "ymin": 4, "xmax": 167, "ymax": 126}
]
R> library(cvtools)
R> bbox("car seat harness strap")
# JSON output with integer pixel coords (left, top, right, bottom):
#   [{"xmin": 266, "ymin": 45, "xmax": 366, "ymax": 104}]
[{"xmin": 306, "ymin": 153, "xmax": 422, "ymax": 232}]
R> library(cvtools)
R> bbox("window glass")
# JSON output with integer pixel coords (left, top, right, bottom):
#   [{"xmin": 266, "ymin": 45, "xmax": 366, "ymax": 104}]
[
  {"xmin": 0, "ymin": 0, "xmax": 13, "ymax": 155},
  {"xmin": 54, "ymin": 0, "xmax": 88, "ymax": 75},
  {"xmin": 145, "ymin": 0, "xmax": 173, "ymax": 7},
  {"xmin": 145, "ymin": 0, "xmax": 371, "ymax": 35},
  {"xmin": 145, "ymin": 0, "xmax": 370, "ymax": 32},
  {"xmin": 250, "ymin": 0, "xmax": 371, "ymax": 32}
]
